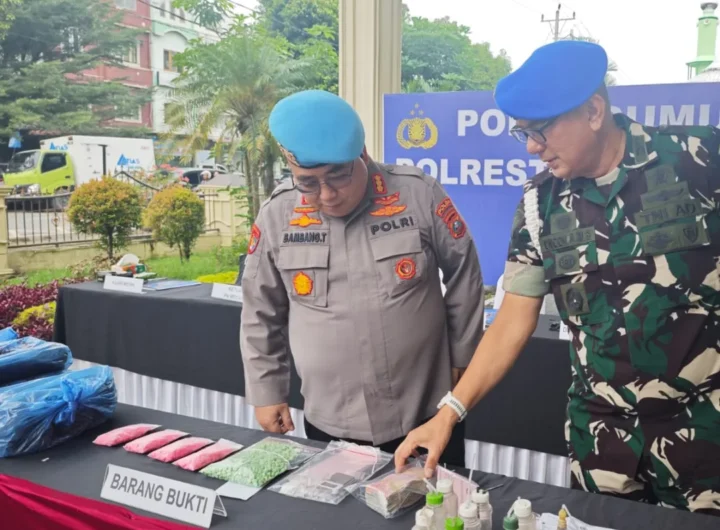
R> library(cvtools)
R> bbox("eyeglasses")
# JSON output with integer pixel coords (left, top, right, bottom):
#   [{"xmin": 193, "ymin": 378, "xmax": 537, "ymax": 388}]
[
  {"xmin": 510, "ymin": 117, "xmax": 558, "ymax": 145},
  {"xmin": 294, "ymin": 161, "xmax": 355, "ymax": 195}
]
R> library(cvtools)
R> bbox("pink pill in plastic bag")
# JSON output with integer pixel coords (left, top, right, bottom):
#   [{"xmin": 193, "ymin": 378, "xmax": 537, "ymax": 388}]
[
  {"xmin": 123, "ymin": 429, "xmax": 188, "ymax": 454},
  {"xmin": 173, "ymin": 438, "xmax": 244, "ymax": 472},
  {"xmin": 147, "ymin": 437, "xmax": 214, "ymax": 463},
  {"xmin": 93, "ymin": 424, "xmax": 161, "ymax": 447}
]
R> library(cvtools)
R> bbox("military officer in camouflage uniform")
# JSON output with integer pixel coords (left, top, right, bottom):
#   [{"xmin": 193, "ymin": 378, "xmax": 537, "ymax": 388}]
[
  {"xmin": 240, "ymin": 90, "xmax": 485, "ymax": 466},
  {"xmin": 396, "ymin": 41, "xmax": 720, "ymax": 514}
]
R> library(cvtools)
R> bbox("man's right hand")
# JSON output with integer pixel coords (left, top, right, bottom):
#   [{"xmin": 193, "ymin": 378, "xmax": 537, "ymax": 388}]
[
  {"xmin": 255, "ymin": 403, "xmax": 295, "ymax": 434},
  {"xmin": 394, "ymin": 406, "xmax": 457, "ymax": 478}
]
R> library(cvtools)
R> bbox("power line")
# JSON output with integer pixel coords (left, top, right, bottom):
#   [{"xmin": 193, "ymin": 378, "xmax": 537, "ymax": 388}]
[{"xmin": 540, "ymin": 3, "xmax": 576, "ymax": 41}]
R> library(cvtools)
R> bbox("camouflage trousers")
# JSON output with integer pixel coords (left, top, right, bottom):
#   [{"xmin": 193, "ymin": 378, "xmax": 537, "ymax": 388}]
[{"xmin": 566, "ymin": 394, "xmax": 720, "ymax": 516}]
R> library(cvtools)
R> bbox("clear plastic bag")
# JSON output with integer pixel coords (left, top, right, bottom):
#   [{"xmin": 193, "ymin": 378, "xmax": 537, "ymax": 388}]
[
  {"xmin": 0, "ymin": 327, "xmax": 18, "ymax": 342},
  {"xmin": 346, "ymin": 458, "xmax": 428, "ymax": 518},
  {"xmin": 269, "ymin": 441, "xmax": 392, "ymax": 505},
  {"xmin": 200, "ymin": 437, "xmax": 320, "ymax": 488},
  {"xmin": 173, "ymin": 438, "xmax": 243, "ymax": 472},
  {"xmin": 0, "ymin": 337, "xmax": 73, "ymax": 387},
  {"xmin": 93, "ymin": 424, "xmax": 161, "ymax": 447},
  {"xmin": 0, "ymin": 366, "xmax": 117, "ymax": 458},
  {"xmin": 123, "ymin": 429, "xmax": 188, "ymax": 454},
  {"xmin": 147, "ymin": 437, "xmax": 214, "ymax": 463}
]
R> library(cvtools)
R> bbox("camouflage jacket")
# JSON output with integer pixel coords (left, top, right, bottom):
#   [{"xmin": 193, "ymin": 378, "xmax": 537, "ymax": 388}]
[{"xmin": 504, "ymin": 114, "xmax": 720, "ymax": 428}]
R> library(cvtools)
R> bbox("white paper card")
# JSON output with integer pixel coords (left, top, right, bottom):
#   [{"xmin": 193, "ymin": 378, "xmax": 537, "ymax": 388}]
[
  {"xmin": 101, "ymin": 464, "xmax": 226, "ymax": 528},
  {"xmin": 559, "ymin": 321, "xmax": 570, "ymax": 341},
  {"xmin": 216, "ymin": 481, "xmax": 262, "ymax": 501},
  {"xmin": 103, "ymin": 275, "xmax": 144, "ymax": 294},
  {"xmin": 210, "ymin": 283, "xmax": 243, "ymax": 304}
]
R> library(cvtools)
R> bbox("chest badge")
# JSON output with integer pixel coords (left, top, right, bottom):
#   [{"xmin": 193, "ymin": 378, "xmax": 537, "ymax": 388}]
[
  {"xmin": 395, "ymin": 257, "xmax": 417, "ymax": 280},
  {"xmin": 293, "ymin": 272, "xmax": 313, "ymax": 296},
  {"xmin": 370, "ymin": 204, "xmax": 407, "ymax": 217},
  {"xmin": 374, "ymin": 192, "xmax": 400, "ymax": 206},
  {"xmin": 290, "ymin": 214, "xmax": 322, "ymax": 228}
]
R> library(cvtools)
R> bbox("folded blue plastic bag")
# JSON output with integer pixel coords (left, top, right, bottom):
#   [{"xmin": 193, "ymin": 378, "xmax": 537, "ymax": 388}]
[
  {"xmin": 0, "ymin": 366, "xmax": 117, "ymax": 458},
  {"xmin": 0, "ymin": 327, "xmax": 17, "ymax": 342},
  {"xmin": 0, "ymin": 337, "xmax": 73, "ymax": 387}
]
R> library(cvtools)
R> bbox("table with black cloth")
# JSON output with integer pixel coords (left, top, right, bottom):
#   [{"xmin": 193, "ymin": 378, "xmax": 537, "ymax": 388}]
[
  {"xmin": 0, "ymin": 404, "xmax": 717, "ymax": 530},
  {"xmin": 53, "ymin": 281, "xmax": 572, "ymax": 481}
]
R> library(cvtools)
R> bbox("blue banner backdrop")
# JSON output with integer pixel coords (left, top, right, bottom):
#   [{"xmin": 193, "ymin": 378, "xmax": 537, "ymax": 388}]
[{"xmin": 384, "ymin": 83, "xmax": 720, "ymax": 286}]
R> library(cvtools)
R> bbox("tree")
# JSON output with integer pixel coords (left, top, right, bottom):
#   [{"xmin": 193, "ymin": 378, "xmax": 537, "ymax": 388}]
[
  {"xmin": 402, "ymin": 14, "xmax": 512, "ymax": 92},
  {"xmin": 67, "ymin": 177, "xmax": 143, "ymax": 261},
  {"xmin": 0, "ymin": 0, "xmax": 22, "ymax": 42},
  {"xmin": 0, "ymin": 0, "xmax": 151, "ymax": 137},
  {"xmin": 143, "ymin": 185, "xmax": 205, "ymax": 262},
  {"xmin": 165, "ymin": 24, "xmax": 306, "ymax": 220},
  {"xmin": 565, "ymin": 33, "xmax": 618, "ymax": 86}
]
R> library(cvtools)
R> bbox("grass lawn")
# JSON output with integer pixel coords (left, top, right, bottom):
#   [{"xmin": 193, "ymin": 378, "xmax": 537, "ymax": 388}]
[{"xmin": 1, "ymin": 250, "xmax": 238, "ymax": 287}]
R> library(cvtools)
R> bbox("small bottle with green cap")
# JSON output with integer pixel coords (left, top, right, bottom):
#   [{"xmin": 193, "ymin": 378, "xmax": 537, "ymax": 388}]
[
  {"xmin": 503, "ymin": 514, "xmax": 519, "ymax": 530},
  {"xmin": 445, "ymin": 517, "xmax": 464, "ymax": 530},
  {"xmin": 426, "ymin": 491, "xmax": 446, "ymax": 530}
]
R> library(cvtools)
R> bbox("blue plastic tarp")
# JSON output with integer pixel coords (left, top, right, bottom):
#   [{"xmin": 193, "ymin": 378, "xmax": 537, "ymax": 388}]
[
  {"xmin": 0, "ymin": 327, "xmax": 18, "ymax": 342},
  {"xmin": 0, "ymin": 366, "xmax": 117, "ymax": 458},
  {"xmin": 0, "ymin": 337, "xmax": 73, "ymax": 387}
]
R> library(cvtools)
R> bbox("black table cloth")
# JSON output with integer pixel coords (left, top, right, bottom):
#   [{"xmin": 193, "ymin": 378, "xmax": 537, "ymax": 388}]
[
  {"xmin": 54, "ymin": 282, "xmax": 570, "ymax": 456},
  {"xmin": 0, "ymin": 404, "xmax": 717, "ymax": 530}
]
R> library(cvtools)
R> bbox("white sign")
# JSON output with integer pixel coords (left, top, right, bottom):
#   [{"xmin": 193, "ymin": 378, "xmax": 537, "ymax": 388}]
[
  {"xmin": 210, "ymin": 283, "xmax": 243, "ymax": 304},
  {"xmin": 100, "ymin": 464, "xmax": 226, "ymax": 528},
  {"xmin": 559, "ymin": 322, "xmax": 570, "ymax": 341},
  {"xmin": 103, "ymin": 275, "xmax": 144, "ymax": 294}
]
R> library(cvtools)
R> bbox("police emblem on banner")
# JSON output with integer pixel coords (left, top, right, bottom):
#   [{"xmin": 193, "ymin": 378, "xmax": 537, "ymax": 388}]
[{"xmin": 396, "ymin": 104, "xmax": 438, "ymax": 150}]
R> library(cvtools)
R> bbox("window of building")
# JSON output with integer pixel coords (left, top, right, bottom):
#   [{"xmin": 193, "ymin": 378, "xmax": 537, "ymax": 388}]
[
  {"xmin": 117, "ymin": 106, "xmax": 143, "ymax": 123},
  {"xmin": 114, "ymin": 0, "xmax": 137, "ymax": 11},
  {"xmin": 121, "ymin": 41, "xmax": 140, "ymax": 65},
  {"xmin": 157, "ymin": 1, "xmax": 166, "ymax": 17},
  {"xmin": 163, "ymin": 50, "xmax": 178, "ymax": 72}
]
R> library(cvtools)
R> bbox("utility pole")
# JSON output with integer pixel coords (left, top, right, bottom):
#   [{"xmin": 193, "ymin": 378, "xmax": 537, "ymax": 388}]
[{"xmin": 541, "ymin": 3, "xmax": 576, "ymax": 41}]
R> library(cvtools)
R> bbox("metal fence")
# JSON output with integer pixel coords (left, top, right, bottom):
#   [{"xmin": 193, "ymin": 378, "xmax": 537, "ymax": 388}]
[{"xmin": 6, "ymin": 189, "xmax": 219, "ymax": 249}]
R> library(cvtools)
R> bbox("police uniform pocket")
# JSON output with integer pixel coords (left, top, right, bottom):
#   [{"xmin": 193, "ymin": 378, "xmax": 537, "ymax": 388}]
[
  {"xmin": 369, "ymin": 229, "xmax": 427, "ymax": 297},
  {"xmin": 277, "ymin": 245, "xmax": 330, "ymax": 307}
]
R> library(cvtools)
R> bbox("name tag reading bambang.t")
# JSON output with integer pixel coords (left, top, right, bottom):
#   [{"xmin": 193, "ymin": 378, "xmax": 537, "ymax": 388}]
[{"xmin": 100, "ymin": 464, "xmax": 227, "ymax": 528}]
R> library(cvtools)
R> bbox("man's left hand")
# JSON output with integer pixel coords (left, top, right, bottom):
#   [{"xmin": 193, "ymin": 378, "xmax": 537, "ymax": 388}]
[{"xmin": 452, "ymin": 368, "xmax": 465, "ymax": 387}]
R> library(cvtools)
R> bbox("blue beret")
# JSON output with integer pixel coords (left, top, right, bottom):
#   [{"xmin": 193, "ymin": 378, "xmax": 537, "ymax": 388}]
[
  {"xmin": 269, "ymin": 90, "xmax": 365, "ymax": 168},
  {"xmin": 494, "ymin": 40, "xmax": 608, "ymax": 121}
]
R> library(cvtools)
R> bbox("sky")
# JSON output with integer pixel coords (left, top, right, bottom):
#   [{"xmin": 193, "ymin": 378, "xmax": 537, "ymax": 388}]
[{"xmin": 235, "ymin": 0, "xmax": 711, "ymax": 86}]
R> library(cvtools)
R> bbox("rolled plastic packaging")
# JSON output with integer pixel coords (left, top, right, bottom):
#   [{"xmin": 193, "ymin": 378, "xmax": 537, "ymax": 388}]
[
  {"xmin": 0, "ymin": 337, "xmax": 73, "ymax": 387},
  {"xmin": 0, "ymin": 366, "xmax": 117, "ymax": 458},
  {"xmin": 93, "ymin": 424, "xmax": 161, "ymax": 447},
  {"xmin": 0, "ymin": 327, "xmax": 18, "ymax": 342},
  {"xmin": 148, "ymin": 437, "xmax": 214, "ymax": 463},
  {"xmin": 173, "ymin": 438, "xmax": 243, "ymax": 472}
]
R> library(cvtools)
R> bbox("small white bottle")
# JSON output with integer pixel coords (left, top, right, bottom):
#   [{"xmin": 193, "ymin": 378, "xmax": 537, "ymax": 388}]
[
  {"xmin": 426, "ymin": 492, "xmax": 447, "ymax": 530},
  {"xmin": 513, "ymin": 499, "xmax": 537, "ymax": 530},
  {"xmin": 437, "ymin": 479, "xmax": 458, "ymax": 518},
  {"xmin": 413, "ymin": 510, "xmax": 432, "ymax": 530},
  {"xmin": 472, "ymin": 489, "xmax": 492, "ymax": 530},
  {"xmin": 459, "ymin": 501, "xmax": 482, "ymax": 529}
]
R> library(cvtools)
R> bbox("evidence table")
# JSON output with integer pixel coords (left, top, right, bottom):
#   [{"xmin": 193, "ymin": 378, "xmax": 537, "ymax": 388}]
[{"xmin": 1, "ymin": 405, "xmax": 717, "ymax": 530}]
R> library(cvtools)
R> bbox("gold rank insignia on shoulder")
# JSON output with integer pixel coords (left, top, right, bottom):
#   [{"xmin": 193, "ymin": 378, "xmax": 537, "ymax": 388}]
[
  {"xmin": 290, "ymin": 214, "xmax": 322, "ymax": 228},
  {"xmin": 372, "ymin": 173, "xmax": 387, "ymax": 194},
  {"xmin": 293, "ymin": 272, "xmax": 313, "ymax": 296},
  {"xmin": 374, "ymin": 192, "xmax": 400, "ymax": 206}
]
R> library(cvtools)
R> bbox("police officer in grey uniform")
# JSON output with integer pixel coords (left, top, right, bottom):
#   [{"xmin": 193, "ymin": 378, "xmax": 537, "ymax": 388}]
[{"xmin": 240, "ymin": 90, "xmax": 485, "ymax": 465}]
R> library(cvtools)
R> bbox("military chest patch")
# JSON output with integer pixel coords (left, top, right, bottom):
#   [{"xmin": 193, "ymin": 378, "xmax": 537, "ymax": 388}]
[
  {"xmin": 539, "ymin": 228, "xmax": 595, "ymax": 254},
  {"xmin": 290, "ymin": 213, "xmax": 322, "ymax": 228},
  {"xmin": 248, "ymin": 224, "xmax": 261, "ymax": 255},
  {"xmin": 550, "ymin": 211, "xmax": 576, "ymax": 233},
  {"xmin": 560, "ymin": 282, "xmax": 590, "ymax": 316},
  {"xmin": 640, "ymin": 182, "xmax": 689, "ymax": 209},
  {"xmin": 293, "ymin": 272, "xmax": 313, "ymax": 296},
  {"xmin": 644, "ymin": 164, "xmax": 676, "ymax": 190},
  {"xmin": 639, "ymin": 220, "xmax": 709, "ymax": 256},
  {"xmin": 395, "ymin": 257, "xmax": 417, "ymax": 280},
  {"xmin": 633, "ymin": 198, "xmax": 701, "ymax": 230}
]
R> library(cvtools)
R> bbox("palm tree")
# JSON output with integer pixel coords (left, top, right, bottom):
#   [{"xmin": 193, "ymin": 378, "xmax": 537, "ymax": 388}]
[{"xmin": 164, "ymin": 26, "xmax": 306, "ymax": 220}]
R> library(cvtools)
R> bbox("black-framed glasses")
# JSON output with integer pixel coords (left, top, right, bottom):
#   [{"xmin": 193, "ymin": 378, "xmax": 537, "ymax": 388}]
[
  {"xmin": 510, "ymin": 117, "xmax": 558, "ymax": 145},
  {"xmin": 294, "ymin": 161, "xmax": 355, "ymax": 195}
]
